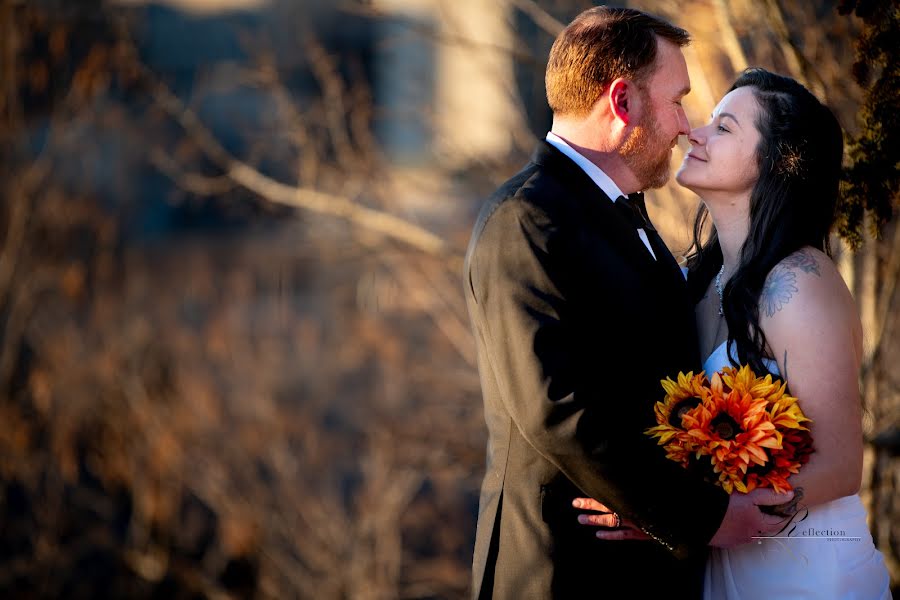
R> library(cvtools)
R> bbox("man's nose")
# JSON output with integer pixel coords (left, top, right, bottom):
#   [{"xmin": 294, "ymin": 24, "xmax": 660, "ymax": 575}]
[{"xmin": 678, "ymin": 108, "xmax": 691, "ymax": 136}]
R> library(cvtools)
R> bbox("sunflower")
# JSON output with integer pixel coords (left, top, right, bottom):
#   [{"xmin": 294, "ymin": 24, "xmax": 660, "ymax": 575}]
[
  {"xmin": 722, "ymin": 365, "xmax": 811, "ymax": 431},
  {"xmin": 648, "ymin": 371, "xmax": 709, "ymax": 431},
  {"xmin": 721, "ymin": 365, "xmax": 782, "ymax": 400},
  {"xmin": 683, "ymin": 373, "xmax": 783, "ymax": 494},
  {"xmin": 645, "ymin": 372, "xmax": 709, "ymax": 467},
  {"xmin": 767, "ymin": 385, "xmax": 812, "ymax": 431},
  {"xmin": 720, "ymin": 365, "xmax": 814, "ymax": 492}
]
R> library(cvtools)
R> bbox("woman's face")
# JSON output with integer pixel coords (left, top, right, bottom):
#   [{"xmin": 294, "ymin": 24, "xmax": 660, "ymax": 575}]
[{"xmin": 675, "ymin": 86, "xmax": 762, "ymax": 198}]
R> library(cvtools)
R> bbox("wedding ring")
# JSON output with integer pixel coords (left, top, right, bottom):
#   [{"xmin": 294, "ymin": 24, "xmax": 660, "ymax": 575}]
[{"xmin": 613, "ymin": 513, "xmax": 621, "ymax": 528}]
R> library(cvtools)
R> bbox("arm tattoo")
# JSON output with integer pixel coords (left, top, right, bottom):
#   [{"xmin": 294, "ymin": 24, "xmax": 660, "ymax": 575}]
[
  {"xmin": 781, "ymin": 249, "xmax": 821, "ymax": 276},
  {"xmin": 762, "ymin": 486, "xmax": 806, "ymax": 519},
  {"xmin": 761, "ymin": 267, "xmax": 798, "ymax": 317},
  {"xmin": 779, "ymin": 486, "xmax": 804, "ymax": 516}
]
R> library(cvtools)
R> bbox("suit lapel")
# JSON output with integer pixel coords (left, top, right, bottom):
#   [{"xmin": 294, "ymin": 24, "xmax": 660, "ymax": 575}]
[
  {"xmin": 647, "ymin": 228, "xmax": 691, "ymax": 290},
  {"xmin": 530, "ymin": 141, "xmax": 677, "ymax": 277}
]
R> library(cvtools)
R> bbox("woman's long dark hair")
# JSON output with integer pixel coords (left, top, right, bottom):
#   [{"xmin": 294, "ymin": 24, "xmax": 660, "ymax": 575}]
[{"xmin": 686, "ymin": 68, "xmax": 844, "ymax": 374}]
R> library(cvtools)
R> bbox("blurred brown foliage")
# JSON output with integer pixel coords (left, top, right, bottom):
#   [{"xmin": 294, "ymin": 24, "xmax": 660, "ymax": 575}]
[{"xmin": 0, "ymin": 1, "xmax": 482, "ymax": 598}]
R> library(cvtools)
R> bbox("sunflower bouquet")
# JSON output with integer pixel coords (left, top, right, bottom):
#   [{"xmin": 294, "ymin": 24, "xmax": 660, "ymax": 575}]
[{"xmin": 645, "ymin": 366, "xmax": 814, "ymax": 495}]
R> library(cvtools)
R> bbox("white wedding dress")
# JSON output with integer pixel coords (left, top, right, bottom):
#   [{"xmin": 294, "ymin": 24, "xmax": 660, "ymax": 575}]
[{"xmin": 702, "ymin": 342, "xmax": 892, "ymax": 600}]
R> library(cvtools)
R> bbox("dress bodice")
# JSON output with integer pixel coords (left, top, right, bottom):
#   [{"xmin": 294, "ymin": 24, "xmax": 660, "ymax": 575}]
[{"xmin": 702, "ymin": 340, "xmax": 779, "ymax": 378}]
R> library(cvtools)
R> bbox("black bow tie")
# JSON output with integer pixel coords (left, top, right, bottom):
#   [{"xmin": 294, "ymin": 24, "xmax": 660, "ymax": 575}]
[{"xmin": 615, "ymin": 192, "xmax": 656, "ymax": 232}]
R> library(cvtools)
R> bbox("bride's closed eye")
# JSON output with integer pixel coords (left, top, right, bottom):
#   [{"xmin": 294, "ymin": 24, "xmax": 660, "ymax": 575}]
[{"xmin": 717, "ymin": 124, "xmax": 730, "ymax": 133}]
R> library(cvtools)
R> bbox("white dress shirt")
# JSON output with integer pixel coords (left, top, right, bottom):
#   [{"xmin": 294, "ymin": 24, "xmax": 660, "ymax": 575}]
[{"xmin": 545, "ymin": 132, "xmax": 657, "ymax": 260}]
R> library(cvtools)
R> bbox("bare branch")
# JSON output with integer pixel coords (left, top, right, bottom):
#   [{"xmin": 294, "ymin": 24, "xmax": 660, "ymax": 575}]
[
  {"xmin": 149, "ymin": 148, "xmax": 237, "ymax": 196},
  {"xmin": 762, "ymin": 0, "xmax": 828, "ymax": 100},
  {"xmin": 247, "ymin": 59, "xmax": 322, "ymax": 187},
  {"xmin": 144, "ymin": 73, "xmax": 458, "ymax": 260},
  {"xmin": 384, "ymin": 255, "xmax": 476, "ymax": 369},
  {"xmin": 0, "ymin": 269, "xmax": 56, "ymax": 392},
  {"xmin": 682, "ymin": 43, "xmax": 717, "ymax": 114},
  {"xmin": 713, "ymin": 0, "xmax": 748, "ymax": 73},
  {"xmin": 875, "ymin": 221, "xmax": 900, "ymax": 355},
  {"xmin": 0, "ymin": 174, "xmax": 35, "ymax": 305},
  {"xmin": 340, "ymin": 3, "xmax": 544, "ymax": 70},
  {"xmin": 506, "ymin": 0, "xmax": 564, "ymax": 37},
  {"xmin": 305, "ymin": 38, "xmax": 361, "ymax": 173}
]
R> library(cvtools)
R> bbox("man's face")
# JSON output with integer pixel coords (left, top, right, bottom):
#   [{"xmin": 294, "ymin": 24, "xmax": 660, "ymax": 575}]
[{"xmin": 620, "ymin": 40, "xmax": 691, "ymax": 189}]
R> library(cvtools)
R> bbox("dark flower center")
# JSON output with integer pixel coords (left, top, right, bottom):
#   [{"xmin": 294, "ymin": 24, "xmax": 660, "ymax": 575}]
[
  {"xmin": 668, "ymin": 396, "xmax": 703, "ymax": 428},
  {"xmin": 711, "ymin": 413, "xmax": 741, "ymax": 440}
]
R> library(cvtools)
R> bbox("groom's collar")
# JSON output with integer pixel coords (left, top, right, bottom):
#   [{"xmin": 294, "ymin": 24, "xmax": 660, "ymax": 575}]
[{"xmin": 544, "ymin": 132, "xmax": 626, "ymax": 203}]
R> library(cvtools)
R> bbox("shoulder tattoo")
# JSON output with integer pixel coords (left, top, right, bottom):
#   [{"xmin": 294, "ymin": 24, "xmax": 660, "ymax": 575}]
[
  {"xmin": 781, "ymin": 249, "xmax": 821, "ymax": 276},
  {"xmin": 760, "ymin": 250, "xmax": 821, "ymax": 317},
  {"xmin": 761, "ymin": 267, "xmax": 798, "ymax": 317}
]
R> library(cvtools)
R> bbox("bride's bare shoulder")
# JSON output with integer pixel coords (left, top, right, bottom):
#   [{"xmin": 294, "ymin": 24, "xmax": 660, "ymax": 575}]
[{"xmin": 760, "ymin": 246, "xmax": 859, "ymax": 333}]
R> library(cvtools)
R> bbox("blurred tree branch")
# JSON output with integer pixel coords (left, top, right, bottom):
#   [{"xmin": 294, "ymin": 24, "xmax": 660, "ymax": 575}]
[
  {"xmin": 712, "ymin": 0, "xmax": 747, "ymax": 73},
  {"xmin": 146, "ymin": 73, "xmax": 456, "ymax": 260},
  {"xmin": 506, "ymin": 0, "xmax": 563, "ymax": 36},
  {"xmin": 129, "ymin": 38, "xmax": 464, "ymax": 272},
  {"xmin": 763, "ymin": 0, "xmax": 828, "ymax": 100}
]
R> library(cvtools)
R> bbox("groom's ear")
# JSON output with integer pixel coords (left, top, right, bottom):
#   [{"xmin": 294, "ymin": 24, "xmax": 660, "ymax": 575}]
[{"xmin": 609, "ymin": 79, "xmax": 633, "ymax": 125}]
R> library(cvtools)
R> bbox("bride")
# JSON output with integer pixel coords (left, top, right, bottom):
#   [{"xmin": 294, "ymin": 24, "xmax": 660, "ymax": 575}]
[{"xmin": 576, "ymin": 68, "xmax": 891, "ymax": 598}]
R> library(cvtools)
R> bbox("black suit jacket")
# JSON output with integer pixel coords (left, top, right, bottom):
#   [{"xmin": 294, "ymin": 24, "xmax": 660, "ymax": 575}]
[{"xmin": 463, "ymin": 142, "xmax": 729, "ymax": 599}]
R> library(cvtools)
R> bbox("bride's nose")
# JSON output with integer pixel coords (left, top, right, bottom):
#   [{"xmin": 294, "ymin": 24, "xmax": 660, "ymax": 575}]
[{"xmin": 688, "ymin": 127, "xmax": 705, "ymax": 147}]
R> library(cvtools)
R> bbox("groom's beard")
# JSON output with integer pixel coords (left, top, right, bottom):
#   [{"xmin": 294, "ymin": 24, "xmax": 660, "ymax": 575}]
[{"xmin": 620, "ymin": 106, "xmax": 674, "ymax": 190}]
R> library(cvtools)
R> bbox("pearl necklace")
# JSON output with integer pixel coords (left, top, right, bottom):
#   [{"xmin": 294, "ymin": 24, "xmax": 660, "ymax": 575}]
[{"xmin": 714, "ymin": 265, "xmax": 726, "ymax": 316}]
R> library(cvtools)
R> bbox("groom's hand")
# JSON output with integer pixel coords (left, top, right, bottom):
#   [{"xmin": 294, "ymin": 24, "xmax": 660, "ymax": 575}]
[
  {"xmin": 572, "ymin": 497, "xmax": 651, "ymax": 541},
  {"xmin": 709, "ymin": 488, "xmax": 795, "ymax": 548}
]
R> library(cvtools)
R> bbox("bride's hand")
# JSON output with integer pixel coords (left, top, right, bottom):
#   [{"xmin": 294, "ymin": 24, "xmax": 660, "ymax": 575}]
[{"xmin": 572, "ymin": 497, "xmax": 651, "ymax": 540}]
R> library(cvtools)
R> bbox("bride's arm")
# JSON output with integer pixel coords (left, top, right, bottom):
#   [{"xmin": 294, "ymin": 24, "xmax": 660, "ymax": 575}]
[{"xmin": 760, "ymin": 248, "xmax": 864, "ymax": 508}]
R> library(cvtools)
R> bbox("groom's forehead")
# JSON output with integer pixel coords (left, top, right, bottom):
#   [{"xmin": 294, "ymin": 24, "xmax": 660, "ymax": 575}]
[{"xmin": 647, "ymin": 47, "xmax": 690, "ymax": 92}]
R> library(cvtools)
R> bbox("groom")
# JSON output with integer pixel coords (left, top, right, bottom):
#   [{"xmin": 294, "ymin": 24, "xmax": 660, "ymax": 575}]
[{"xmin": 463, "ymin": 7, "xmax": 792, "ymax": 599}]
